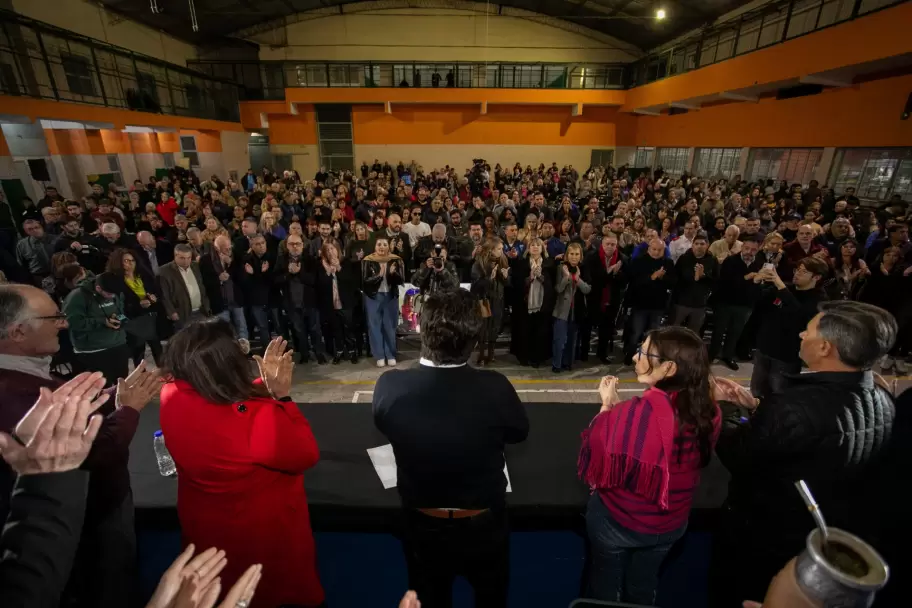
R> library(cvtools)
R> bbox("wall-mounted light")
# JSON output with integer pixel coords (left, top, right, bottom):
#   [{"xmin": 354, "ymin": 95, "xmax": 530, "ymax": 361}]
[{"xmin": 656, "ymin": 8, "xmax": 667, "ymax": 20}]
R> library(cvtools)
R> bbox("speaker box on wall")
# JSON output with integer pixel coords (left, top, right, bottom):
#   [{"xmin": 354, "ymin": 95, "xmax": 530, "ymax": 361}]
[{"xmin": 27, "ymin": 159, "xmax": 50, "ymax": 182}]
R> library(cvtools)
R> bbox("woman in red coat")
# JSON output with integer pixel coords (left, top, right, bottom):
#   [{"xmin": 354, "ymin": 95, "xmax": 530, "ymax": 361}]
[{"xmin": 160, "ymin": 321, "xmax": 324, "ymax": 607}]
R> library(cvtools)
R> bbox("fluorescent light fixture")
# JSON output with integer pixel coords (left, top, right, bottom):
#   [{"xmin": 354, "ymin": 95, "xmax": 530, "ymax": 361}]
[{"xmin": 656, "ymin": 8, "xmax": 666, "ymax": 19}]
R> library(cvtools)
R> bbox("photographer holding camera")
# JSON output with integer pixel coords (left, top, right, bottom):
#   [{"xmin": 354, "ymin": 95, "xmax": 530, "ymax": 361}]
[{"xmin": 411, "ymin": 243, "xmax": 459, "ymax": 296}]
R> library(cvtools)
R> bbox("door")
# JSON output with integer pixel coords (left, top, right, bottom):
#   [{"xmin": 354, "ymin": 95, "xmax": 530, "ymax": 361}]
[{"xmin": 590, "ymin": 149, "xmax": 614, "ymax": 168}]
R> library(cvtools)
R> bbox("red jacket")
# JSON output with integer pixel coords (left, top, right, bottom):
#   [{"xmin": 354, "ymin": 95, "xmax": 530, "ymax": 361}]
[
  {"xmin": 159, "ymin": 380, "xmax": 324, "ymax": 607},
  {"xmin": 157, "ymin": 198, "xmax": 179, "ymax": 226}
]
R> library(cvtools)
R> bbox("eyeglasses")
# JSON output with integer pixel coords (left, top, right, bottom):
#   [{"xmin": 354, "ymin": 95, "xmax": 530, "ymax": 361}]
[
  {"xmin": 29, "ymin": 313, "xmax": 68, "ymax": 324},
  {"xmin": 635, "ymin": 345, "xmax": 662, "ymax": 360}
]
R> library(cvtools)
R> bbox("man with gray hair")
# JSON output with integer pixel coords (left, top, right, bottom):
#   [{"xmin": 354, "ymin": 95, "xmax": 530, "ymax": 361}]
[
  {"xmin": 712, "ymin": 300, "xmax": 898, "ymax": 607},
  {"xmin": 15, "ymin": 219, "xmax": 57, "ymax": 285},
  {"xmin": 158, "ymin": 243, "xmax": 210, "ymax": 330},
  {"xmin": 0, "ymin": 283, "xmax": 159, "ymax": 607},
  {"xmin": 92, "ymin": 221, "xmax": 134, "ymax": 262}
]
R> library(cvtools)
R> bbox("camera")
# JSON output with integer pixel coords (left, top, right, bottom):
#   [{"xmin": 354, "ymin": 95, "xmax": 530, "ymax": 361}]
[{"xmin": 433, "ymin": 243, "xmax": 443, "ymax": 269}]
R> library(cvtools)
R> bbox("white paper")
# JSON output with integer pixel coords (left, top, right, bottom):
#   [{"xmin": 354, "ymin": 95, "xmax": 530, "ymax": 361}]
[
  {"xmin": 367, "ymin": 444, "xmax": 512, "ymax": 492},
  {"xmin": 366, "ymin": 444, "xmax": 398, "ymax": 490}
]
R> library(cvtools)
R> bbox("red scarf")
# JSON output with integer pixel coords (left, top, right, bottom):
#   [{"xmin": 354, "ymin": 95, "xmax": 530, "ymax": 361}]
[
  {"xmin": 578, "ymin": 388, "xmax": 676, "ymax": 510},
  {"xmin": 598, "ymin": 246, "xmax": 619, "ymax": 310}
]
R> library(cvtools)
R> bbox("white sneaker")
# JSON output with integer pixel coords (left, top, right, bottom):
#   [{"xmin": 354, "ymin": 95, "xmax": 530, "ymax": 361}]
[
  {"xmin": 880, "ymin": 355, "xmax": 894, "ymax": 371},
  {"xmin": 376, "ymin": 359, "xmax": 386, "ymax": 368},
  {"xmin": 387, "ymin": 358, "xmax": 397, "ymax": 367},
  {"xmin": 239, "ymin": 339, "xmax": 250, "ymax": 354}
]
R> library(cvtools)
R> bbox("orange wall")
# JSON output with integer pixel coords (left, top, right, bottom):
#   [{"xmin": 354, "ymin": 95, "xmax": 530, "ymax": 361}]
[
  {"xmin": 622, "ymin": 2, "xmax": 912, "ymax": 111},
  {"xmin": 632, "ymin": 74, "xmax": 912, "ymax": 147},
  {"xmin": 100, "ymin": 129, "xmax": 132, "ymax": 154},
  {"xmin": 180, "ymin": 130, "xmax": 222, "ymax": 152},
  {"xmin": 268, "ymin": 112, "xmax": 318, "ymax": 145},
  {"xmin": 353, "ymin": 105, "xmax": 633, "ymax": 146},
  {"xmin": 44, "ymin": 129, "xmax": 107, "ymax": 156},
  {"xmin": 128, "ymin": 133, "xmax": 161, "ymax": 154}
]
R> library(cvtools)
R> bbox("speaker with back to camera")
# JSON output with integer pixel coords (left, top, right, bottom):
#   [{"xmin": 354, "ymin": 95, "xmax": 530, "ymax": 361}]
[{"xmin": 27, "ymin": 158, "xmax": 50, "ymax": 182}]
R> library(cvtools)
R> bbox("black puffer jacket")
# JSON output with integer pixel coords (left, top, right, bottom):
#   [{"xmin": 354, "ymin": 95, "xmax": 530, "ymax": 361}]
[{"xmin": 717, "ymin": 370, "xmax": 895, "ymax": 546}]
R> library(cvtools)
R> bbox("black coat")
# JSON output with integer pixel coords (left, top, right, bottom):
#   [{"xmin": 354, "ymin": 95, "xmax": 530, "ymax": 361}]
[
  {"xmin": 584, "ymin": 249, "xmax": 628, "ymax": 320},
  {"xmin": 714, "ymin": 254, "xmax": 765, "ymax": 307},
  {"xmin": 511, "ymin": 256, "xmax": 556, "ymax": 317},
  {"xmin": 274, "ymin": 253, "xmax": 318, "ymax": 310},
  {"xmin": 199, "ymin": 250, "xmax": 245, "ymax": 313},
  {"xmin": 672, "ymin": 250, "xmax": 718, "ymax": 308},
  {"xmin": 717, "ymin": 371, "xmax": 895, "ymax": 552},
  {"xmin": 361, "ymin": 258, "xmax": 404, "ymax": 298},
  {"xmin": 624, "ymin": 254, "xmax": 674, "ymax": 310},
  {"xmin": 106, "ymin": 269, "xmax": 161, "ymax": 319},
  {"xmin": 240, "ymin": 250, "xmax": 278, "ymax": 307},
  {"xmin": 314, "ymin": 263, "xmax": 359, "ymax": 313}
]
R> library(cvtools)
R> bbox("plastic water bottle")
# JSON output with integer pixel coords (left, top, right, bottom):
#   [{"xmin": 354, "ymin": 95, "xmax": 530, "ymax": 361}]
[{"xmin": 153, "ymin": 430, "xmax": 177, "ymax": 477}]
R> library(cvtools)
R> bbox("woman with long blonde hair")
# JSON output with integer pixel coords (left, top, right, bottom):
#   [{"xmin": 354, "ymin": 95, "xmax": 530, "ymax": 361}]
[
  {"xmin": 470, "ymin": 237, "xmax": 510, "ymax": 365},
  {"xmin": 552, "ymin": 241, "xmax": 591, "ymax": 372},
  {"xmin": 518, "ymin": 214, "xmax": 540, "ymax": 245}
]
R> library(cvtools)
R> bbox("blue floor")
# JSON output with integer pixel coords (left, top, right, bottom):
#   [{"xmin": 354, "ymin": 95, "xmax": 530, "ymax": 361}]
[{"xmin": 138, "ymin": 528, "xmax": 710, "ymax": 607}]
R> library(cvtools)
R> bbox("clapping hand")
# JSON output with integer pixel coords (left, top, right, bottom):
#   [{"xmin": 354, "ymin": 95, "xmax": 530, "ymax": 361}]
[
  {"xmin": 261, "ymin": 261, "xmax": 269, "ymax": 272},
  {"xmin": 598, "ymin": 376, "xmax": 622, "ymax": 412},
  {"xmin": 0, "ymin": 372, "xmax": 107, "ymax": 475},
  {"xmin": 398, "ymin": 591, "xmax": 421, "ymax": 608},
  {"xmin": 244, "ymin": 263, "xmax": 254, "ymax": 275},
  {"xmin": 146, "ymin": 544, "xmax": 263, "ymax": 608},
  {"xmin": 694, "ymin": 263, "xmax": 704, "ymax": 279},
  {"xmin": 712, "ymin": 377, "xmax": 758, "ymax": 410},
  {"xmin": 116, "ymin": 361, "xmax": 162, "ymax": 413},
  {"xmin": 651, "ymin": 267, "xmax": 666, "ymax": 280},
  {"xmin": 254, "ymin": 337, "xmax": 295, "ymax": 400}
]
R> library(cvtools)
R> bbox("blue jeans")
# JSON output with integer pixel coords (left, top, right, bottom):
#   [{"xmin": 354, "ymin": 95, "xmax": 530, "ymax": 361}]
[
  {"xmin": 364, "ymin": 292, "xmax": 398, "ymax": 360},
  {"xmin": 552, "ymin": 317, "xmax": 578, "ymax": 369},
  {"xmin": 217, "ymin": 306, "xmax": 249, "ymax": 341},
  {"xmin": 585, "ymin": 493, "xmax": 686, "ymax": 605}
]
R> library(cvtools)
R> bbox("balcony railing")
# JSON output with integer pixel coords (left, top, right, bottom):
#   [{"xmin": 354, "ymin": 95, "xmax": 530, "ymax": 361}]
[
  {"xmin": 187, "ymin": 60, "xmax": 627, "ymax": 100},
  {"xmin": 0, "ymin": 10, "xmax": 240, "ymax": 123},
  {"xmin": 626, "ymin": 0, "xmax": 907, "ymax": 87}
]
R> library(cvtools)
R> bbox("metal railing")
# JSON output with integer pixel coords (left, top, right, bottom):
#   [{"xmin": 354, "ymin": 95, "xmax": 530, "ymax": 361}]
[
  {"xmin": 187, "ymin": 60, "xmax": 627, "ymax": 99},
  {"xmin": 0, "ymin": 10, "xmax": 240, "ymax": 122},
  {"xmin": 626, "ymin": 0, "xmax": 907, "ymax": 87}
]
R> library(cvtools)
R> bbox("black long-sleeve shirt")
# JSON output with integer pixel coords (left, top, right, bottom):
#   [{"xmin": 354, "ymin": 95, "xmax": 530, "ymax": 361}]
[
  {"xmin": 755, "ymin": 285, "xmax": 826, "ymax": 363},
  {"xmin": 373, "ymin": 365, "xmax": 529, "ymax": 509},
  {"xmin": 673, "ymin": 250, "xmax": 718, "ymax": 308},
  {"xmin": 0, "ymin": 471, "xmax": 89, "ymax": 608}
]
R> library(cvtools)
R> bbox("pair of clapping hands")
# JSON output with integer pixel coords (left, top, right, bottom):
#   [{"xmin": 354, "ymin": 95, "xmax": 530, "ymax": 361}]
[{"xmin": 595, "ymin": 375, "xmax": 761, "ymax": 414}]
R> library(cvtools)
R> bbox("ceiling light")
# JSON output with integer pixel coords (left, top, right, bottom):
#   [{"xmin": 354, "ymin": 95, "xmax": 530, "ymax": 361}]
[{"xmin": 656, "ymin": 8, "xmax": 666, "ymax": 19}]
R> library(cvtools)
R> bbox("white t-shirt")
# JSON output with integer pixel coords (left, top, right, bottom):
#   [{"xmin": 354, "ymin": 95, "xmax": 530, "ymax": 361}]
[{"xmin": 402, "ymin": 221, "xmax": 431, "ymax": 248}]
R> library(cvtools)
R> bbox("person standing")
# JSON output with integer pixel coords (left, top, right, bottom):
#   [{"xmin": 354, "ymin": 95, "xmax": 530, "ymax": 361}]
[
  {"xmin": 160, "ymin": 326, "xmax": 324, "ymax": 608},
  {"xmin": 362, "ymin": 235, "xmax": 403, "ymax": 367},
  {"xmin": 623, "ymin": 239, "xmax": 675, "ymax": 365},
  {"xmin": 0, "ymin": 284, "xmax": 159, "ymax": 608},
  {"xmin": 709, "ymin": 237, "xmax": 764, "ymax": 370},
  {"xmin": 159, "ymin": 244, "xmax": 211, "ymax": 331},
  {"xmin": 580, "ymin": 327, "xmax": 720, "ymax": 604},
  {"xmin": 511, "ymin": 238, "xmax": 554, "ymax": 367},
  {"xmin": 199, "ymin": 235, "xmax": 249, "ymax": 353},
  {"xmin": 15, "ymin": 219, "xmax": 57, "ymax": 285},
  {"xmin": 275, "ymin": 234, "xmax": 327, "ymax": 365},
  {"xmin": 241, "ymin": 234, "xmax": 281, "ymax": 348},
  {"xmin": 749, "ymin": 257, "xmax": 828, "ymax": 399},
  {"xmin": 104, "ymin": 248, "xmax": 163, "ymax": 367},
  {"xmin": 373, "ymin": 289, "xmax": 529, "ymax": 608},
  {"xmin": 316, "ymin": 241, "xmax": 359, "ymax": 364},
  {"xmin": 711, "ymin": 301, "xmax": 898, "ymax": 607},
  {"xmin": 670, "ymin": 233, "xmax": 718, "ymax": 334},
  {"xmin": 470, "ymin": 238, "xmax": 510, "ymax": 366},
  {"xmin": 62, "ymin": 272, "xmax": 131, "ymax": 385},
  {"xmin": 586, "ymin": 233, "xmax": 627, "ymax": 364},
  {"xmin": 551, "ymin": 242, "xmax": 591, "ymax": 373}
]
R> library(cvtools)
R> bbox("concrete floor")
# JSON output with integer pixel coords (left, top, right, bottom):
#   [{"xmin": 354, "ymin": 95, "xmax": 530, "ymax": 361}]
[{"xmin": 284, "ymin": 337, "xmax": 912, "ymax": 404}]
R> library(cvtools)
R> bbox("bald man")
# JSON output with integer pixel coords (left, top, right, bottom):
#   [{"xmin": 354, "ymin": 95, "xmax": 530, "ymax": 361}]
[
  {"xmin": 199, "ymin": 234, "xmax": 249, "ymax": 353},
  {"xmin": 414, "ymin": 222, "xmax": 458, "ymax": 268},
  {"xmin": 133, "ymin": 230, "xmax": 172, "ymax": 275},
  {"xmin": 623, "ymin": 238, "xmax": 675, "ymax": 364}
]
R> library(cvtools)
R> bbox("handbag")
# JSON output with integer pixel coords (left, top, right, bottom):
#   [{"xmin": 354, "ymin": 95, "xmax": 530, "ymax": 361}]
[
  {"xmin": 478, "ymin": 298, "xmax": 492, "ymax": 318},
  {"xmin": 124, "ymin": 312, "xmax": 158, "ymax": 342}
]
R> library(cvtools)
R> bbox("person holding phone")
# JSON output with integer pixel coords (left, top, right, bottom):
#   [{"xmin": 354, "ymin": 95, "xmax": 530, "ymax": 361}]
[{"xmin": 62, "ymin": 271, "xmax": 130, "ymax": 386}]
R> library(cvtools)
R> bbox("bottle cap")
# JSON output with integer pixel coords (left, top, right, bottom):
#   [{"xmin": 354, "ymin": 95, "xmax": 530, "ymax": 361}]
[{"xmin": 154, "ymin": 430, "xmax": 163, "ymax": 437}]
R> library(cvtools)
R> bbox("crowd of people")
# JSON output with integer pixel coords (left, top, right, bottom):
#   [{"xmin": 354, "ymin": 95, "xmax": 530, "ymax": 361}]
[
  {"xmin": 2, "ymin": 158, "xmax": 910, "ymax": 383},
  {"xmin": 0, "ymin": 157, "xmax": 909, "ymax": 608}
]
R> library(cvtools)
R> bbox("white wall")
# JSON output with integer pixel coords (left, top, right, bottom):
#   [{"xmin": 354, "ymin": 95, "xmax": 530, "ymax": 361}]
[
  {"xmin": 11, "ymin": 0, "xmax": 197, "ymax": 65},
  {"xmin": 220, "ymin": 131, "xmax": 252, "ymax": 180},
  {"xmin": 252, "ymin": 6, "xmax": 638, "ymax": 63},
  {"xmin": 1, "ymin": 123, "xmax": 49, "ymax": 158}
]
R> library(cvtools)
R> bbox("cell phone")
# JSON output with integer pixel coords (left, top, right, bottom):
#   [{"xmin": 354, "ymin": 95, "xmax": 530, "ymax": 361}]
[
  {"xmin": 115, "ymin": 314, "xmax": 127, "ymax": 322},
  {"xmin": 762, "ymin": 263, "xmax": 775, "ymax": 271}
]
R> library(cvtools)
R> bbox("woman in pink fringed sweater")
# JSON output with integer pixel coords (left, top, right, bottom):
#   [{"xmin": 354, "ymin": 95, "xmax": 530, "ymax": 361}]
[{"xmin": 578, "ymin": 326, "xmax": 721, "ymax": 605}]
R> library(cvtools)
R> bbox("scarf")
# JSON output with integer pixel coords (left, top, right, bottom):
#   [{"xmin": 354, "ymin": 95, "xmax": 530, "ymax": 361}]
[
  {"xmin": 363, "ymin": 252, "xmax": 402, "ymax": 264},
  {"xmin": 527, "ymin": 257, "xmax": 544, "ymax": 314},
  {"xmin": 598, "ymin": 246, "xmax": 619, "ymax": 310},
  {"xmin": 322, "ymin": 260, "xmax": 342, "ymax": 310},
  {"xmin": 578, "ymin": 388, "xmax": 676, "ymax": 510}
]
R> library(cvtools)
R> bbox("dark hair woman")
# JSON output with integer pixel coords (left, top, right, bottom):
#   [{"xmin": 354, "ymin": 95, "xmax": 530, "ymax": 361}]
[
  {"xmin": 579, "ymin": 326, "xmax": 721, "ymax": 604},
  {"xmin": 159, "ymin": 325, "xmax": 324, "ymax": 608},
  {"xmin": 344, "ymin": 221, "xmax": 373, "ymax": 357},
  {"xmin": 316, "ymin": 241, "xmax": 359, "ymax": 364},
  {"xmin": 510, "ymin": 237, "xmax": 554, "ymax": 367},
  {"xmin": 829, "ymin": 238, "xmax": 870, "ymax": 300},
  {"xmin": 105, "ymin": 247, "xmax": 163, "ymax": 366}
]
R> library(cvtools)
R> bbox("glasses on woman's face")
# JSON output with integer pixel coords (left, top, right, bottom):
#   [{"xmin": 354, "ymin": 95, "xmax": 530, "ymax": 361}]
[
  {"xmin": 123, "ymin": 258, "xmax": 135, "ymax": 264},
  {"xmin": 635, "ymin": 344, "xmax": 661, "ymax": 361}
]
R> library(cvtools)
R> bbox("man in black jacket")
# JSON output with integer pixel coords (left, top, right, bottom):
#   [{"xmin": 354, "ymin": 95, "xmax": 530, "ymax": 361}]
[
  {"xmin": 749, "ymin": 256, "xmax": 828, "ymax": 399},
  {"xmin": 623, "ymin": 238, "xmax": 674, "ymax": 364},
  {"xmin": 242, "ymin": 234, "xmax": 280, "ymax": 349},
  {"xmin": 373, "ymin": 289, "xmax": 528, "ymax": 607},
  {"xmin": 200, "ymin": 235, "xmax": 249, "ymax": 353},
  {"xmin": 709, "ymin": 236, "xmax": 764, "ymax": 370},
  {"xmin": 712, "ymin": 301, "xmax": 897, "ymax": 607},
  {"xmin": 670, "ymin": 232, "xmax": 717, "ymax": 334},
  {"xmin": 275, "ymin": 234, "xmax": 326, "ymax": 364},
  {"xmin": 584, "ymin": 233, "xmax": 627, "ymax": 364}
]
